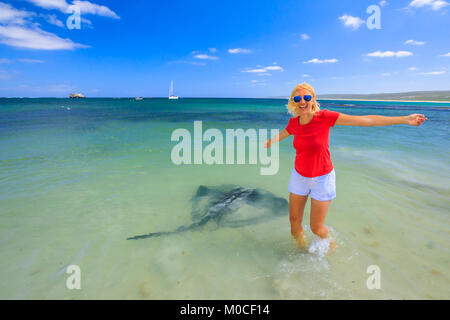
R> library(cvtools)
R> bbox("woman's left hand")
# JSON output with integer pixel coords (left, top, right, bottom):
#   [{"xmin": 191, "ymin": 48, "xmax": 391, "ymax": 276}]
[{"xmin": 405, "ymin": 113, "xmax": 427, "ymax": 126}]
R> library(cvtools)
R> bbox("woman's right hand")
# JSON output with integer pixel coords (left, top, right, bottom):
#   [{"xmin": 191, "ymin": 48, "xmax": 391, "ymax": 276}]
[{"xmin": 264, "ymin": 139, "xmax": 272, "ymax": 148}]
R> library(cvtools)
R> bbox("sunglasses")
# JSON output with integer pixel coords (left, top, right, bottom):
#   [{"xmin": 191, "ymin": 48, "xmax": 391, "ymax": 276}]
[{"xmin": 293, "ymin": 95, "xmax": 312, "ymax": 102}]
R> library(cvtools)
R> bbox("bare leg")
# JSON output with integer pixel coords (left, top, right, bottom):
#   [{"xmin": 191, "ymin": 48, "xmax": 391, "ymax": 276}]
[
  {"xmin": 289, "ymin": 192, "xmax": 308, "ymax": 248},
  {"xmin": 310, "ymin": 197, "xmax": 337, "ymax": 253}
]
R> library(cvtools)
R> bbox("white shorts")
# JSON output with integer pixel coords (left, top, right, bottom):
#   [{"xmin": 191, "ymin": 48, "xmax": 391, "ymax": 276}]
[{"xmin": 289, "ymin": 167, "xmax": 336, "ymax": 201}]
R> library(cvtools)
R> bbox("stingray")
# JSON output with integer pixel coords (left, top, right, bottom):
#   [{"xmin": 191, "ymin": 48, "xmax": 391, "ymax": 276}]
[{"xmin": 127, "ymin": 184, "xmax": 288, "ymax": 240}]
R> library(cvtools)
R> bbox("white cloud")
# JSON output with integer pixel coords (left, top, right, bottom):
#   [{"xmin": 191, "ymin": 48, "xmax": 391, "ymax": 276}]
[
  {"xmin": 18, "ymin": 58, "xmax": 45, "ymax": 63},
  {"xmin": 27, "ymin": 0, "xmax": 68, "ymax": 11},
  {"xmin": 440, "ymin": 52, "xmax": 450, "ymax": 57},
  {"xmin": 26, "ymin": 0, "xmax": 119, "ymax": 19},
  {"xmin": 43, "ymin": 83, "xmax": 77, "ymax": 93},
  {"xmin": 0, "ymin": 69, "xmax": 10, "ymax": 79},
  {"xmin": 71, "ymin": 1, "xmax": 119, "ymax": 19},
  {"xmin": 405, "ymin": 39, "xmax": 425, "ymax": 45},
  {"xmin": 408, "ymin": 66, "xmax": 417, "ymax": 71},
  {"xmin": 0, "ymin": 25, "xmax": 88, "ymax": 50},
  {"xmin": 208, "ymin": 48, "xmax": 216, "ymax": 53},
  {"xmin": 366, "ymin": 50, "xmax": 413, "ymax": 58},
  {"xmin": 242, "ymin": 64, "xmax": 284, "ymax": 73},
  {"xmin": 301, "ymin": 33, "xmax": 310, "ymax": 40},
  {"xmin": 422, "ymin": 70, "xmax": 446, "ymax": 75},
  {"xmin": 0, "ymin": 2, "xmax": 111, "ymax": 50},
  {"xmin": 243, "ymin": 68, "xmax": 266, "ymax": 73},
  {"xmin": 81, "ymin": 17, "xmax": 92, "ymax": 26},
  {"xmin": 250, "ymin": 79, "xmax": 267, "ymax": 86},
  {"xmin": 0, "ymin": 57, "xmax": 45, "ymax": 63},
  {"xmin": 0, "ymin": 2, "xmax": 33, "ymax": 25},
  {"xmin": 379, "ymin": 1, "xmax": 388, "ymax": 6},
  {"xmin": 381, "ymin": 73, "xmax": 392, "ymax": 76},
  {"xmin": 168, "ymin": 60, "xmax": 206, "ymax": 66},
  {"xmin": 302, "ymin": 74, "xmax": 310, "ymax": 77},
  {"xmin": 264, "ymin": 65, "xmax": 283, "ymax": 71},
  {"xmin": 409, "ymin": 0, "xmax": 449, "ymax": 10},
  {"xmin": 303, "ymin": 58, "xmax": 338, "ymax": 64},
  {"xmin": 194, "ymin": 54, "xmax": 219, "ymax": 60},
  {"xmin": 338, "ymin": 14, "xmax": 365, "ymax": 30},
  {"xmin": 42, "ymin": 14, "xmax": 64, "ymax": 27},
  {"xmin": 228, "ymin": 48, "xmax": 252, "ymax": 54},
  {"xmin": 5, "ymin": 82, "xmax": 78, "ymax": 94}
]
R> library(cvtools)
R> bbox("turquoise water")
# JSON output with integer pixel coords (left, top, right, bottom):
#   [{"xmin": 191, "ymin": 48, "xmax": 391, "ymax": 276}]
[{"xmin": 0, "ymin": 98, "xmax": 449, "ymax": 299}]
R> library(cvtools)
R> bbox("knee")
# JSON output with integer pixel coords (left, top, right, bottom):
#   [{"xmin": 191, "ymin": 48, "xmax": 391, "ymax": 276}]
[{"xmin": 311, "ymin": 224, "xmax": 328, "ymax": 238}]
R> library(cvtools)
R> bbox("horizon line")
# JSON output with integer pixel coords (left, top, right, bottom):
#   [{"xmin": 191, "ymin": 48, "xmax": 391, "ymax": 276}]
[
  {"xmin": 1, "ymin": 97, "xmax": 449, "ymax": 103},
  {"xmin": 1, "ymin": 89, "xmax": 449, "ymax": 100}
]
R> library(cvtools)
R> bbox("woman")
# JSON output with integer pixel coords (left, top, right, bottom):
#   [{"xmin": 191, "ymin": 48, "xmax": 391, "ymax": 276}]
[{"xmin": 264, "ymin": 83, "xmax": 427, "ymax": 250}]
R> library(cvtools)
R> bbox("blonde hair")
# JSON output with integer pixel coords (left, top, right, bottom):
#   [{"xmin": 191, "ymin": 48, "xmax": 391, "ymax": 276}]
[{"xmin": 286, "ymin": 82, "xmax": 320, "ymax": 116}]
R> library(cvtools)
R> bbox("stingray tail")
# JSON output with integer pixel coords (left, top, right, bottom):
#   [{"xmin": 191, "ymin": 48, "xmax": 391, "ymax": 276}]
[
  {"xmin": 126, "ymin": 220, "xmax": 205, "ymax": 240},
  {"xmin": 126, "ymin": 231, "xmax": 175, "ymax": 240}
]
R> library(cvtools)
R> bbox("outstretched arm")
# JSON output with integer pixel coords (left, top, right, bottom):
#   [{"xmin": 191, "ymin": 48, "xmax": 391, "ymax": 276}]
[
  {"xmin": 264, "ymin": 129, "xmax": 290, "ymax": 148},
  {"xmin": 335, "ymin": 113, "xmax": 428, "ymax": 127}
]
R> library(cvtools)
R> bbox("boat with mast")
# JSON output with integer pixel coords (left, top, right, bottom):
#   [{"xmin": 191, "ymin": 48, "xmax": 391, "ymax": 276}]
[{"xmin": 168, "ymin": 80, "xmax": 179, "ymax": 100}]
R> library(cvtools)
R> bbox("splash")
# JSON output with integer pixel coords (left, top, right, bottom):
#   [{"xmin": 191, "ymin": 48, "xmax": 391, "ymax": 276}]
[
  {"xmin": 302, "ymin": 225, "xmax": 338, "ymax": 257},
  {"xmin": 308, "ymin": 236, "xmax": 331, "ymax": 257},
  {"xmin": 271, "ymin": 226, "xmax": 351, "ymax": 299}
]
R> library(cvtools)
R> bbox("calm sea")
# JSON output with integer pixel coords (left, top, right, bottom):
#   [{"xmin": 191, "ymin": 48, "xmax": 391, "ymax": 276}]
[{"xmin": 0, "ymin": 98, "xmax": 448, "ymax": 299}]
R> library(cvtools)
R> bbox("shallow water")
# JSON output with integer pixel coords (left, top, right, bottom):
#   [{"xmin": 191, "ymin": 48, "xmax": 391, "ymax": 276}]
[{"xmin": 0, "ymin": 98, "xmax": 449, "ymax": 299}]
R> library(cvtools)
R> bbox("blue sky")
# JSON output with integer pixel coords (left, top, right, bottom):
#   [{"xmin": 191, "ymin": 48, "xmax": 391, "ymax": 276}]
[{"xmin": 0, "ymin": 0, "xmax": 449, "ymax": 97}]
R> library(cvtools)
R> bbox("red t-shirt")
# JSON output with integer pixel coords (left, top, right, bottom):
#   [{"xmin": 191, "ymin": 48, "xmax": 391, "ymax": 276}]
[{"xmin": 285, "ymin": 109, "xmax": 340, "ymax": 177}]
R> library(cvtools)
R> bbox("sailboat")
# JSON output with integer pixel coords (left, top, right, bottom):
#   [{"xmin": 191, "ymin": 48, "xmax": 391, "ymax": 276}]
[{"xmin": 168, "ymin": 80, "xmax": 179, "ymax": 100}]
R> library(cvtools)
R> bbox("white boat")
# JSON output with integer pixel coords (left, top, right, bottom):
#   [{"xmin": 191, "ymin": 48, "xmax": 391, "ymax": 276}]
[
  {"xmin": 135, "ymin": 97, "xmax": 143, "ymax": 100},
  {"xmin": 168, "ymin": 80, "xmax": 179, "ymax": 99}
]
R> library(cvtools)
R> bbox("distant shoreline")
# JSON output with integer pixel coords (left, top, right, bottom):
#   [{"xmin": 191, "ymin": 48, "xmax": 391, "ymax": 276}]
[{"xmin": 317, "ymin": 98, "xmax": 450, "ymax": 103}]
